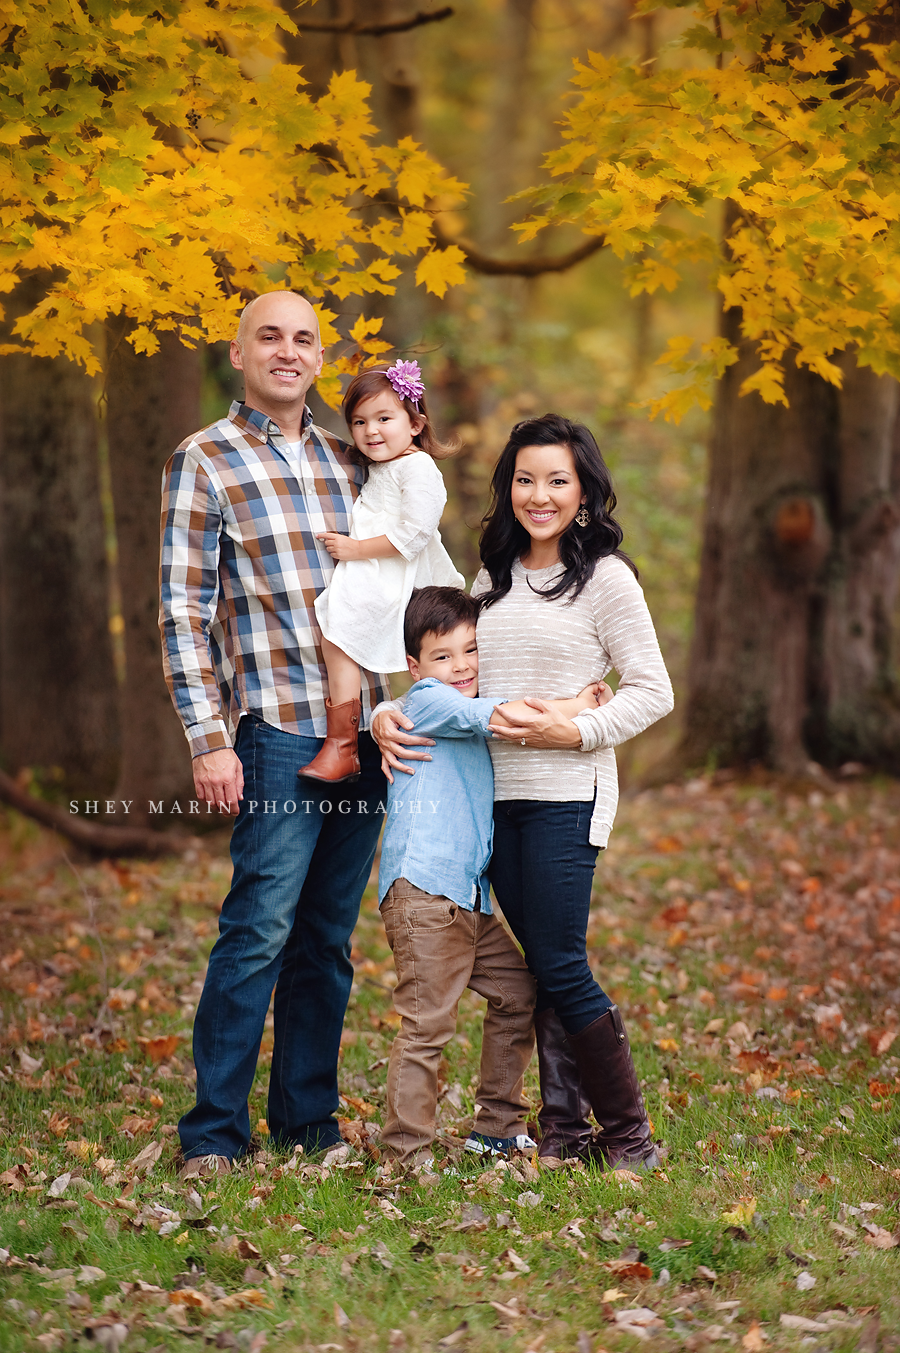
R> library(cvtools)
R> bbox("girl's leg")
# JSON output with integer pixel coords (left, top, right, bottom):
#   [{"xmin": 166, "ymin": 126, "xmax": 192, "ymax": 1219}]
[
  {"xmin": 298, "ymin": 639, "xmax": 362, "ymax": 782},
  {"xmin": 320, "ymin": 637, "xmax": 362, "ymax": 705}
]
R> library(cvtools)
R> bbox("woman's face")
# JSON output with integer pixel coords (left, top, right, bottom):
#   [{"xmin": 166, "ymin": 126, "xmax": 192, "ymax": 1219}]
[{"xmin": 510, "ymin": 442, "xmax": 584, "ymax": 551}]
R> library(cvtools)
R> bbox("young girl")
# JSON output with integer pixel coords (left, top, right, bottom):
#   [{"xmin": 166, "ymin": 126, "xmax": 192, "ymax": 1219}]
[{"xmin": 300, "ymin": 360, "xmax": 464, "ymax": 783}]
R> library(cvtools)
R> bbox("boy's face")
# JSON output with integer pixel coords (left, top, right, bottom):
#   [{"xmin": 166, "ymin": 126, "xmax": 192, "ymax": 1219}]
[{"xmin": 407, "ymin": 622, "xmax": 478, "ymax": 697}]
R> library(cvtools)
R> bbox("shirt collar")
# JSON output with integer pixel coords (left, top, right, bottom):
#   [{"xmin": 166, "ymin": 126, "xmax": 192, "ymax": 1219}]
[{"xmin": 228, "ymin": 401, "xmax": 314, "ymax": 444}]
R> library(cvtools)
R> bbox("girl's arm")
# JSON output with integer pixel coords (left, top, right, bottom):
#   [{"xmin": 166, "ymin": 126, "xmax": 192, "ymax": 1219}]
[
  {"xmin": 491, "ymin": 682, "xmax": 611, "ymax": 727},
  {"xmin": 317, "ymin": 532, "xmax": 400, "ymax": 562}
]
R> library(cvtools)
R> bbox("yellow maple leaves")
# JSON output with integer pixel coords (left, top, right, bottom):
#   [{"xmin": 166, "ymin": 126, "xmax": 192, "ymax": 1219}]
[
  {"xmin": 516, "ymin": 0, "xmax": 900, "ymax": 419},
  {"xmin": 0, "ymin": 0, "xmax": 467, "ymax": 395}
]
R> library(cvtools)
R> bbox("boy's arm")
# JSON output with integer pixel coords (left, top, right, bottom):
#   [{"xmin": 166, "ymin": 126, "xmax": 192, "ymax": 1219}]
[
  {"xmin": 493, "ymin": 681, "xmax": 612, "ymax": 727},
  {"xmin": 404, "ymin": 682, "xmax": 508, "ymax": 739}
]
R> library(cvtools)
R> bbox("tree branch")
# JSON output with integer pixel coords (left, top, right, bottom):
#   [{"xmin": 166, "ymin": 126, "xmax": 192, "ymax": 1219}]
[
  {"xmin": 291, "ymin": 6, "xmax": 453, "ymax": 36},
  {"xmin": 0, "ymin": 770, "xmax": 198, "ymax": 857},
  {"xmin": 432, "ymin": 221, "xmax": 606, "ymax": 277}
]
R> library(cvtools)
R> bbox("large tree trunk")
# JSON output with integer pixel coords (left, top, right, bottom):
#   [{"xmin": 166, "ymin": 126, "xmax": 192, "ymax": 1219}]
[
  {"xmin": 681, "ymin": 304, "xmax": 900, "ymax": 774},
  {"xmin": 106, "ymin": 323, "xmax": 202, "ymax": 822},
  {"xmin": 0, "ymin": 276, "xmax": 120, "ymax": 795}
]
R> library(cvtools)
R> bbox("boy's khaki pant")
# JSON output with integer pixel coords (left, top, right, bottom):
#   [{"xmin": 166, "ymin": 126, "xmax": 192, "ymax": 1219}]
[{"xmin": 380, "ymin": 878, "xmax": 536, "ymax": 1163}]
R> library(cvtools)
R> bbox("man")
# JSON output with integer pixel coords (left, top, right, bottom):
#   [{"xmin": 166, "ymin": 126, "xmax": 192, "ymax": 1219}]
[{"xmin": 160, "ymin": 290, "xmax": 390, "ymax": 1178}]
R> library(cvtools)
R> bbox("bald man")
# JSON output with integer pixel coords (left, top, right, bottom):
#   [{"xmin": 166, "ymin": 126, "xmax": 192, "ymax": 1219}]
[{"xmin": 160, "ymin": 291, "xmax": 390, "ymax": 1177}]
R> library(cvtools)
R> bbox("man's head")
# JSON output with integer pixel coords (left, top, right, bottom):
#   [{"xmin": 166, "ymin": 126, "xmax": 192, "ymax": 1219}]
[
  {"xmin": 404, "ymin": 587, "xmax": 482, "ymax": 698},
  {"xmin": 230, "ymin": 291, "xmax": 323, "ymax": 423}
]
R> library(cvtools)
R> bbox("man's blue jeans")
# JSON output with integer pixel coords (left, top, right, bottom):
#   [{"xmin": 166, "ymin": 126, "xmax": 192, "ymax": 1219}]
[
  {"xmin": 489, "ymin": 799, "xmax": 613, "ymax": 1036},
  {"xmin": 178, "ymin": 716, "xmax": 385, "ymax": 1161}
]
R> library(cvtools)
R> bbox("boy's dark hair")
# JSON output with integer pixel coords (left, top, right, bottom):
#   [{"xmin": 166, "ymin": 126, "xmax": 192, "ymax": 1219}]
[{"xmin": 404, "ymin": 587, "xmax": 481, "ymax": 660}]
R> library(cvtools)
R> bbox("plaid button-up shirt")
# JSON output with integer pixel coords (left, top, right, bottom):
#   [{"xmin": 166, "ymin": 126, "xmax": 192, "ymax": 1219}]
[{"xmin": 160, "ymin": 400, "xmax": 391, "ymax": 758}]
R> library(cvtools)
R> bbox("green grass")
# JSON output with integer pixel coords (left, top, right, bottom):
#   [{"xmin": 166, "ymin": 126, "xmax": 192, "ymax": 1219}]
[{"xmin": 2, "ymin": 776, "xmax": 900, "ymax": 1351}]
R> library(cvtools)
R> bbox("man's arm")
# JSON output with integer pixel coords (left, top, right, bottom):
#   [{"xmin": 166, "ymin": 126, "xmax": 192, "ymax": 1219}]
[{"xmin": 159, "ymin": 449, "xmax": 243, "ymax": 813}]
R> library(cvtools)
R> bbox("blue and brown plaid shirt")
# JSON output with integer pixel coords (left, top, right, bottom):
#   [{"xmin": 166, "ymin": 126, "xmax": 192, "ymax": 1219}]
[{"xmin": 159, "ymin": 400, "xmax": 391, "ymax": 758}]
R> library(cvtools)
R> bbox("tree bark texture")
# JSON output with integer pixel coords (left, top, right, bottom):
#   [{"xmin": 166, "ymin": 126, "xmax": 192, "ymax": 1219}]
[
  {"xmin": 0, "ymin": 276, "xmax": 119, "ymax": 794},
  {"xmin": 106, "ymin": 324, "xmax": 202, "ymax": 820},
  {"xmin": 682, "ymin": 304, "xmax": 900, "ymax": 774}
]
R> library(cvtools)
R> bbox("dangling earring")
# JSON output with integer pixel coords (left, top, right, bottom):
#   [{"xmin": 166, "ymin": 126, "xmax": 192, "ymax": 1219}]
[{"xmin": 575, "ymin": 506, "xmax": 591, "ymax": 528}]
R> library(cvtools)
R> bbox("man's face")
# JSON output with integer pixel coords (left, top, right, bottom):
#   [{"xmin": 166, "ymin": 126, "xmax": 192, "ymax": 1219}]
[
  {"xmin": 406, "ymin": 623, "xmax": 479, "ymax": 697},
  {"xmin": 230, "ymin": 293, "xmax": 324, "ymax": 420}
]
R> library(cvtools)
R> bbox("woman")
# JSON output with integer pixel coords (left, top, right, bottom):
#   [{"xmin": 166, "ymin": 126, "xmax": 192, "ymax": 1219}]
[{"xmin": 374, "ymin": 413, "xmax": 673, "ymax": 1169}]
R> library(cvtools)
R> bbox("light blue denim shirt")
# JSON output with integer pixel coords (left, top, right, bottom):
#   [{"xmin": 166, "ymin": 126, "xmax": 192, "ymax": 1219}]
[{"xmin": 378, "ymin": 678, "xmax": 505, "ymax": 912}]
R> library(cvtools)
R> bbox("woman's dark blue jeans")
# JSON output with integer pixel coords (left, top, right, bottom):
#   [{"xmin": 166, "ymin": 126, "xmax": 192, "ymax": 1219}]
[
  {"xmin": 178, "ymin": 715, "xmax": 385, "ymax": 1162},
  {"xmin": 490, "ymin": 799, "xmax": 612, "ymax": 1035}
]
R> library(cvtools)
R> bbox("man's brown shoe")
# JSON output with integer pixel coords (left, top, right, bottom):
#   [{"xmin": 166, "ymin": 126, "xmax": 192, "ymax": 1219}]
[{"xmin": 178, "ymin": 1153, "xmax": 232, "ymax": 1181}]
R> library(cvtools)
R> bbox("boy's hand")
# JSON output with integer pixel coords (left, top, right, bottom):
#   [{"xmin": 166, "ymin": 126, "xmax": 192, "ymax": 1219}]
[
  {"xmin": 317, "ymin": 531, "xmax": 358, "ymax": 561},
  {"xmin": 576, "ymin": 680, "xmax": 613, "ymax": 710},
  {"xmin": 371, "ymin": 708, "xmax": 434, "ymax": 784}
]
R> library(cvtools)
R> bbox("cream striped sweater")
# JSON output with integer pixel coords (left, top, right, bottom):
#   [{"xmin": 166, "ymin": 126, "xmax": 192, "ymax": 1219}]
[{"xmin": 472, "ymin": 556, "xmax": 673, "ymax": 848}]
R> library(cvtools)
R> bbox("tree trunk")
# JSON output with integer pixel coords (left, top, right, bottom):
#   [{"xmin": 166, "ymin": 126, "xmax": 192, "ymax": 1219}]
[
  {"xmin": 0, "ymin": 276, "xmax": 119, "ymax": 795},
  {"xmin": 681, "ymin": 304, "xmax": 900, "ymax": 774},
  {"xmin": 106, "ymin": 323, "xmax": 202, "ymax": 822}
]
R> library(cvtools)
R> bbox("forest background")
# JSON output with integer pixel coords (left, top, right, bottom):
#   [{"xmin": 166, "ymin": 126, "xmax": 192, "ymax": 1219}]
[{"xmin": 1, "ymin": 0, "xmax": 899, "ymax": 834}]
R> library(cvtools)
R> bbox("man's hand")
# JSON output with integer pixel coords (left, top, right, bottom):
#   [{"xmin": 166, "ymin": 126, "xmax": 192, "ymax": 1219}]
[
  {"xmin": 193, "ymin": 747, "xmax": 244, "ymax": 815},
  {"xmin": 317, "ymin": 531, "xmax": 359, "ymax": 562},
  {"xmin": 371, "ymin": 708, "xmax": 434, "ymax": 785}
]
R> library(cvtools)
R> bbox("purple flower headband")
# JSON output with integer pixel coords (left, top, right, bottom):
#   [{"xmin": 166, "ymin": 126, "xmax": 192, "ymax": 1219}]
[{"xmin": 385, "ymin": 359, "xmax": 425, "ymax": 408}]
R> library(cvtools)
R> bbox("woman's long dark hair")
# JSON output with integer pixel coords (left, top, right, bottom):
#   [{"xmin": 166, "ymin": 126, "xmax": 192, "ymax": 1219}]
[{"xmin": 478, "ymin": 413, "xmax": 636, "ymax": 608}]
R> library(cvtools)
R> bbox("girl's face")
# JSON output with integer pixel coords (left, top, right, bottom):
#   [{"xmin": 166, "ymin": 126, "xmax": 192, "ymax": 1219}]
[
  {"xmin": 348, "ymin": 390, "xmax": 425, "ymax": 463},
  {"xmin": 510, "ymin": 443, "xmax": 585, "ymax": 550}
]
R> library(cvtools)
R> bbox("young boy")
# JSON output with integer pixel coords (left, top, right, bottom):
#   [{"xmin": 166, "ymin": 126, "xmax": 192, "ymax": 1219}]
[{"xmin": 377, "ymin": 586, "xmax": 606, "ymax": 1167}]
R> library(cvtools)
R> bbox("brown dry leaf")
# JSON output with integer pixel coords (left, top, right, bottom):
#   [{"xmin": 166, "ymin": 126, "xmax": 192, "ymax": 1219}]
[
  {"xmin": 742, "ymin": 1322, "xmax": 767, "ymax": 1350},
  {"xmin": 601, "ymin": 1258, "xmax": 653, "ymax": 1281},
  {"xmin": 66, "ymin": 1139, "xmax": 99, "ymax": 1162},
  {"xmin": 169, "ymin": 1288, "xmax": 213, "ymax": 1315},
  {"xmin": 127, "ymin": 1140, "xmax": 163, "ymax": 1178},
  {"xmin": 863, "ymin": 1225, "xmax": 898, "ymax": 1249},
  {"xmin": 0, "ymin": 1166, "xmax": 26, "ymax": 1192},
  {"xmin": 120, "ymin": 1114, "xmax": 157, "ymax": 1136},
  {"xmin": 107, "ymin": 988, "xmax": 137, "ymax": 1012},
  {"xmin": 214, "ymin": 1289, "xmax": 271, "ymax": 1312},
  {"xmin": 334, "ymin": 1303, "xmax": 351, "ymax": 1330},
  {"xmin": 0, "ymin": 947, "xmax": 24, "ymax": 972},
  {"xmin": 237, "ymin": 1240, "xmax": 262, "ymax": 1261},
  {"xmin": 47, "ymin": 1112, "xmax": 70, "ymax": 1138},
  {"xmin": 340, "ymin": 1093, "xmax": 378, "ymax": 1118},
  {"xmin": 867, "ymin": 1028, "xmax": 898, "ymax": 1057},
  {"xmin": 136, "ymin": 1034, "xmax": 180, "ymax": 1064}
]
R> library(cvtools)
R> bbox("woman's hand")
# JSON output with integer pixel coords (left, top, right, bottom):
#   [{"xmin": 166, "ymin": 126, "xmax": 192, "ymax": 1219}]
[
  {"xmin": 488, "ymin": 698, "xmax": 583, "ymax": 750},
  {"xmin": 371, "ymin": 708, "xmax": 435, "ymax": 784}
]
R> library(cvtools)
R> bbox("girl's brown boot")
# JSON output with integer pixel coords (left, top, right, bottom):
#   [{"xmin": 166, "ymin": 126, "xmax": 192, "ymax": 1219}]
[{"xmin": 298, "ymin": 698, "xmax": 361, "ymax": 782}]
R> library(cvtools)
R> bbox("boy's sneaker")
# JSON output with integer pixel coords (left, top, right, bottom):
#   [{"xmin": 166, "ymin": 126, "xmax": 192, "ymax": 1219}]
[{"xmin": 464, "ymin": 1132, "xmax": 537, "ymax": 1158}]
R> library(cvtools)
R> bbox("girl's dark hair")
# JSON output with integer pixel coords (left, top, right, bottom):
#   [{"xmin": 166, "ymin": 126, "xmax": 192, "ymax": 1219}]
[
  {"xmin": 478, "ymin": 413, "xmax": 636, "ymax": 608},
  {"xmin": 342, "ymin": 365, "xmax": 456, "ymax": 463},
  {"xmin": 404, "ymin": 586, "xmax": 481, "ymax": 660}
]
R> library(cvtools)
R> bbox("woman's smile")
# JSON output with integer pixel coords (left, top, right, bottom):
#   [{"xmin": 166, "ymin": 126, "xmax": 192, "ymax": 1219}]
[{"xmin": 510, "ymin": 442, "xmax": 585, "ymax": 561}]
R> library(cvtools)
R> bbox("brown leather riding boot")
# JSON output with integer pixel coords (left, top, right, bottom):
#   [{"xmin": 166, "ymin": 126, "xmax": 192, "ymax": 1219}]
[
  {"xmin": 535, "ymin": 1008, "xmax": 593, "ymax": 1165},
  {"xmin": 567, "ymin": 1005, "xmax": 659, "ymax": 1172},
  {"xmin": 298, "ymin": 698, "xmax": 361, "ymax": 782}
]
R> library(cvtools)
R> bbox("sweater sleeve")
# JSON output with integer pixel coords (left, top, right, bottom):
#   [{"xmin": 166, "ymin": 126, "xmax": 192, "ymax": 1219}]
[{"xmin": 572, "ymin": 559, "xmax": 673, "ymax": 752}]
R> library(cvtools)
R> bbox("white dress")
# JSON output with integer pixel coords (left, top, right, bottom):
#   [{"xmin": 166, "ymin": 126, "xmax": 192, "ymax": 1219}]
[{"xmin": 314, "ymin": 451, "xmax": 465, "ymax": 673}]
